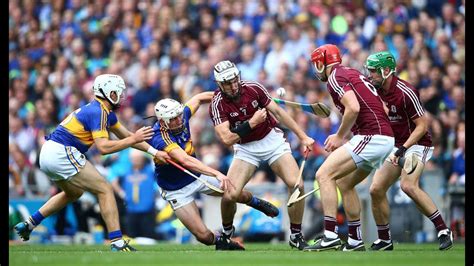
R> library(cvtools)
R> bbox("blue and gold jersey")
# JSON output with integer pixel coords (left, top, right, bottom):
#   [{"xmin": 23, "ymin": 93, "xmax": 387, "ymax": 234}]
[
  {"xmin": 46, "ymin": 98, "xmax": 121, "ymax": 153},
  {"xmin": 148, "ymin": 105, "xmax": 198, "ymax": 191}
]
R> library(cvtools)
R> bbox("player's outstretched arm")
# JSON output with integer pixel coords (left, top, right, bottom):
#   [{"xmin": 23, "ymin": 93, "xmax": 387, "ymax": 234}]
[
  {"xmin": 168, "ymin": 146, "xmax": 233, "ymax": 190},
  {"xmin": 185, "ymin": 91, "xmax": 215, "ymax": 114},
  {"xmin": 94, "ymin": 126, "xmax": 154, "ymax": 155},
  {"xmin": 110, "ymin": 124, "xmax": 170, "ymax": 163},
  {"xmin": 265, "ymin": 101, "xmax": 314, "ymax": 150}
]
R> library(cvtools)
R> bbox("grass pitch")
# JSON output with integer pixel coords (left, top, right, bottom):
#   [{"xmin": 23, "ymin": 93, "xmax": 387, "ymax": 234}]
[{"xmin": 9, "ymin": 242, "xmax": 465, "ymax": 266}]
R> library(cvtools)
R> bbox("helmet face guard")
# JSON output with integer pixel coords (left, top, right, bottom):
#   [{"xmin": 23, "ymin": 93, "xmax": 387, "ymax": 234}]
[
  {"xmin": 214, "ymin": 60, "xmax": 241, "ymax": 100},
  {"xmin": 310, "ymin": 44, "xmax": 342, "ymax": 82},
  {"xmin": 93, "ymin": 74, "xmax": 127, "ymax": 110},
  {"xmin": 364, "ymin": 51, "xmax": 396, "ymax": 88},
  {"xmin": 154, "ymin": 98, "xmax": 185, "ymax": 133}
]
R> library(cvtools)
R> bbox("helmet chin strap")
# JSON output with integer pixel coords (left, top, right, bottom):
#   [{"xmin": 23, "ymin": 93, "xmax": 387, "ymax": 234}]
[{"xmin": 98, "ymin": 88, "xmax": 120, "ymax": 110}]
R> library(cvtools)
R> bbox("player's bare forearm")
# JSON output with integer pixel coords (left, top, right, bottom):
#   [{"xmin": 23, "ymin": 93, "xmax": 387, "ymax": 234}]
[
  {"xmin": 214, "ymin": 122, "xmax": 241, "ymax": 146},
  {"xmin": 402, "ymin": 116, "xmax": 428, "ymax": 148},
  {"xmin": 94, "ymin": 137, "xmax": 137, "ymax": 155},
  {"xmin": 337, "ymin": 91, "xmax": 359, "ymax": 138},
  {"xmin": 186, "ymin": 92, "xmax": 215, "ymax": 112},
  {"xmin": 111, "ymin": 125, "xmax": 150, "ymax": 153},
  {"xmin": 336, "ymin": 109, "xmax": 358, "ymax": 138},
  {"xmin": 266, "ymin": 101, "xmax": 307, "ymax": 139},
  {"xmin": 182, "ymin": 155, "xmax": 222, "ymax": 177}
]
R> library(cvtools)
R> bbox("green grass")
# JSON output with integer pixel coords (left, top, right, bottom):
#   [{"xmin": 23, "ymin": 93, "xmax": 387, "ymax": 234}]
[{"xmin": 9, "ymin": 243, "xmax": 465, "ymax": 266}]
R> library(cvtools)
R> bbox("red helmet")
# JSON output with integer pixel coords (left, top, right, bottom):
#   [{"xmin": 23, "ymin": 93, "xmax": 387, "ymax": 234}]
[{"xmin": 310, "ymin": 44, "xmax": 342, "ymax": 81}]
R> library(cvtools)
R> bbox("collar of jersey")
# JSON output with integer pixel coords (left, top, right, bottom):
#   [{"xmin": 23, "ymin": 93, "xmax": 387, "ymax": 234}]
[{"xmin": 95, "ymin": 97, "xmax": 111, "ymax": 113}]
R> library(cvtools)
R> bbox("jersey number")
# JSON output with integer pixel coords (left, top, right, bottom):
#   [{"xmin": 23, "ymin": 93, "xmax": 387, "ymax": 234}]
[{"xmin": 359, "ymin": 75, "xmax": 378, "ymax": 96}]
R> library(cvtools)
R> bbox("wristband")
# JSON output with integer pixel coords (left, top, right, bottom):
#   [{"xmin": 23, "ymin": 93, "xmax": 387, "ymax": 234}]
[
  {"xmin": 147, "ymin": 146, "xmax": 158, "ymax": 156},
  {"xmin": 394, "ymin": 146, "xmax": 407, "ymax": 157},
  {"xmin": 230, "ymin": 121, "xmax": 252, "ymax": 138}
]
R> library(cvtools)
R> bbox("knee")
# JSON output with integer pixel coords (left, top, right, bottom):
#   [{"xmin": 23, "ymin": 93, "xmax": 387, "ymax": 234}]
[
  {"xmin": 315, "ymin": 169, "xmax": 331, "ymax": 184},
  {"xmin": 195, "ymin": 230, "xmax": 214, "ymax": 245},
  {"xmin": 225, "ymin": 190, "xmax": 241, "ymax": 202},
  {"xmin": 369, "ymin": 184, "xmax": 385, "ymax": 200},
  {"xmin": 400, "ymin": 181, "xmax": 417, "ymax": 197}
]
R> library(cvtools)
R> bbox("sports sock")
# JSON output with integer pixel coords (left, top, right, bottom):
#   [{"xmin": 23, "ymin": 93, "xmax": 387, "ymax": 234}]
[
  {"xmin": 323, "ymin": 216, "xmax": 338, "ymax": 238},
  {"xmin": 347, "ymin": 219, "xmax": 362, "ymax": 241},
  {"xmin": 246, "ymin": 196, "xmax": 260, "ymax": 208},
  {"xmin": 376, "ymin": 223, "xmax": 391, "ymax": 241},
  {"xmin": 28, "ymin": 211, "xmax": 45, "ymax": 229},
  {"xmin": 109, "ymin": 230, "xmax": 123, "ymax": 246},
  {"xmin": 222, "ymin": 222, "xmax": 234, "ymax": 236},
  {"xmin": 428, "ymin": 210, "xmax": 448, "ymax": 232},
  {"xmin": 290, "ymin": 223, "xmax": 302, "ymax": 234}
]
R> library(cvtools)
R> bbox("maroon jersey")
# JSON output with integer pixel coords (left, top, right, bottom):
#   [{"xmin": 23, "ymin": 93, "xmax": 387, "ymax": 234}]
[
  {"xmin": 209, "ymin": 80, "xmax": 278, "ymax": 144},
  {"xmin": 380, "ymin": 76, "xmax": 432, "ymax": 148},
  {"xmin": 327, "ymin": 64, "xmax": 393, "ymax": 137}
]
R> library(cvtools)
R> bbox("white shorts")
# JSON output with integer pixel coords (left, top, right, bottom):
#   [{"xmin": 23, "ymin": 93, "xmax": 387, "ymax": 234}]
[
  {"xmin": 386, "ymin": 145, "xmax": 434, "ymax": 164},
  {"xmin": 233, "ymin": 128, "xmax": 291, "ymax": 167},
  {"xmin": 343, "ymin": 135, "xmax": 394, "ymax": 171},
  {"xmin": 39, "ymin": 140, "xmax": 87, "ymax": 181},
  {"xmin": 159, "ymin": 175, "xmax": 221, "ymax": 210}
]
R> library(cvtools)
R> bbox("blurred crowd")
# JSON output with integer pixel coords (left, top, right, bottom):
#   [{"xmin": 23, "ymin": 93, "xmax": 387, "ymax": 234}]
[{"xmin": 9, "ymin": 0, "xmax": 465, "ymax": 237}]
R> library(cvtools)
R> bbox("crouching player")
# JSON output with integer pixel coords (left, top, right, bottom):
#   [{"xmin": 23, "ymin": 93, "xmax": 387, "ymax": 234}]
[
  {"xmin": 365, "ymin": 51, "xmax": 453, "ymax": 251},
  {"xmin": 149, "ymin": 93, "xmax": 279, "ymax": 250}
]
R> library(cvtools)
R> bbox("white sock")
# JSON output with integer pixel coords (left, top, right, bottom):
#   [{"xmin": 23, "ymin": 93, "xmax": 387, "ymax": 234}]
[
  {"xmin": 26, "ymin": 218, "xmax": 36, "ymax": 230},
  {"xmin": 324, "ymin": 230, "xmax": 338, "ymax": 239},
  {"xmin": 348, "ymin": 237, "xmax": 363, "ymax": 246},
  {"xmin": 111, "ymin": 239, "xmax": 124, "ymax": 247}
]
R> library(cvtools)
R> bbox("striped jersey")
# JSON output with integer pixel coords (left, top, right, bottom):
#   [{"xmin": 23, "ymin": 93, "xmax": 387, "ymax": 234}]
[
  {"xmin": 45, "ymin": 98, "xmax": 121, "ymax": 153},
  {"xmin": 327, "ymin": 64, "xmax": 393, "ymax": 137},
  {"xmin": 209, "ymin": 81, "xmax": 278, "ymax": 143},
  {"xmin": 148, "ymin": 105, "xmax": 198, "ymax": 191},
  {"xmin": 379, "ymin": 76, "xmax": 432, "ymax": 148}
]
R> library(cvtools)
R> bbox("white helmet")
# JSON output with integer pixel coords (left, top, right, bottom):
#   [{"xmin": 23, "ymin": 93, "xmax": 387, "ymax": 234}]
[
  {"xmin": 214, "ymin": 60, "xmax": 241, "ymax": 99},
  {"xmin": 154, "ymin": 98, "xmax": 184, "ymax": 129},
  {"xmin": 214, "ymin": 60, "xmax": 240, "ymax": 83},
  {"xmin": 93, "ymin": 74, "xmax": 126, "ymax": 106}
]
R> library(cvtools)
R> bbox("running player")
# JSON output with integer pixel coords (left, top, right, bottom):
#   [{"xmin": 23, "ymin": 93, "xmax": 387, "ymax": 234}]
[
  {"xmin": 303, "ymin": 44, "xmax": 394, "ymax": 251},
  {"xmin": 209, "ymin": 60, "xmax": 315, "ymax": 250},
  {"xmin": 14, "ymin": 74, "xmax": 170, "ymax": 251},
  {"xmin": 365, "ymin": 51, "xmax": 453, "ymax": 251},
  {"xmin": 150, "ymin": 93, "xmax": 279, "ymax": 250}
]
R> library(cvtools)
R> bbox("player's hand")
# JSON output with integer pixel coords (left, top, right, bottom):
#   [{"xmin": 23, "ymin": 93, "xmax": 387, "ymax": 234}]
[
  {"xmin": 216, "ymin": 173, "xmax": 235, "ymax": 192},
  {"xmin": 324, "ymin": 134, "xmax": 343, "ymax": 152},
  {"xmin": 390, "ymin": 146, "xmax": 407, "ymax": 165},
  {"xmin": 301, "ymin": 136, "xmax": 315, "ymax": 152},
  {"xmin": 132, "ymin": 126, "xmax": 154, "ymax": 143},
  {"xmin": 249, "ymin": 108, "xmax": 267, "ymax": 127},
  {"xmin": 153, "ymin": 151, "xmax": 171, "ymax": 164}
]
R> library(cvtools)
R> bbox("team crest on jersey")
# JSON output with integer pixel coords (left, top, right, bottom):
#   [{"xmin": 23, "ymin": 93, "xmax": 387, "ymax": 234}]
[
  {"xmin": 391, "ymin": 105, "xmax": 397, "ymax": 113},
  {"xmin": 252, "ymin": 100, "xmax": 258, "ymax": 108}
]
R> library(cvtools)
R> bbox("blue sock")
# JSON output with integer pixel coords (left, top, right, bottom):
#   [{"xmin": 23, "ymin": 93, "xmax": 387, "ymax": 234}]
[
  {"xmin": 30, "ymin": 211, "xmax": 45, "ymax": 226},
  {"xmin": 247, "ymin": 196, "xmax": 260, "ymax": 208},
  {"xmin": 109, "ymin": 230, "xmax": 122, "ymax": 241}
]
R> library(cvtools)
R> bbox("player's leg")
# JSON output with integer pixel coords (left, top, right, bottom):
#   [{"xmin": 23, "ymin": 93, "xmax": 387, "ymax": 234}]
[
  {"xmin": 15, "ymin": 141, "xmax": 86, "ymax": 241},
  {"xmin": 304, "ymin": 147, "xmax": 357, "ymax": 251},
  {"xmin": 14, "ymin": 180, "xmax": 84, "ymax": 241},
  {"xmin": 174, "ymin": 201, "xmax": 244, "ymax": 250},
  {"xmin": 221, "ymin": 159, "xmax": 256, "ymax": 238},
  {"xmin": 399, "ymin": 153, "xmax": 452, "ymax": 250},
  {"xmin": 69, "ymin": 161, "xmax": 135, "ymax": 251},
  {"xmin": 269, "ymin": 153, "xmax": 308, "ymax": 249},
  {"xmin": 204, "ymin": 177, "xmax": 279, "ymax": 218},
  {"xmin": 369, "ymin": 161, "xmax": 400, "ymax": 250},
  {"xmin": 336, "ymin": 167, "xmax": 371, "ymax": 251}
]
